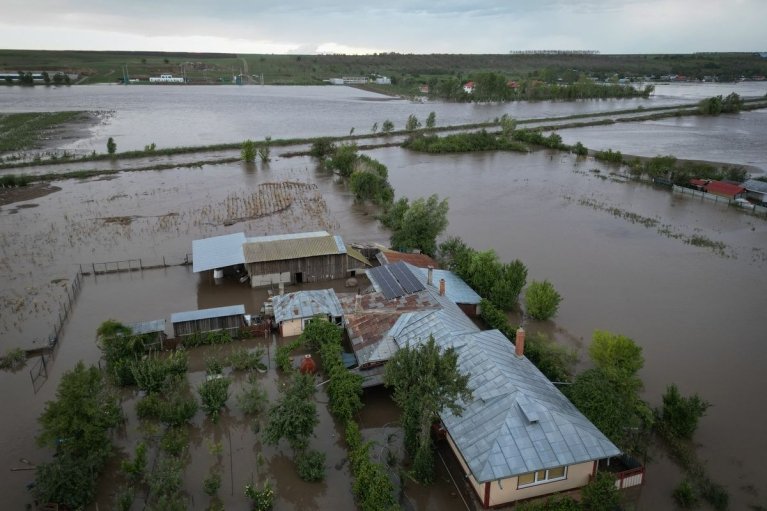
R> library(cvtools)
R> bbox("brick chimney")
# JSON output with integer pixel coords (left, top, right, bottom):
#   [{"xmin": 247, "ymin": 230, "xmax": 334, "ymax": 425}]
[
  {"xmin": 515, "ymin": 327, "xmax": 525, "ymax": 357},
  {"xmin": 439, "ymin": 278, "xmax": 446, "ymax": 296},
  {"xmin": 427, "ymin": 266, "xmax": 434, "ymax": 286}
]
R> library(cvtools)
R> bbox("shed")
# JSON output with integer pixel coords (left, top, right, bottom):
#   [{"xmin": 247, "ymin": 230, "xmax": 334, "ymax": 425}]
[
  {"xmin": 272, "ymin": 289, "xmax": 344, "ymax": 337},
  {"xmin": 129, "ymin": 319, "xmax": 168, "ymax": 350},
  {"xmin": 192, "ymin": 232, "xmax": 246, "ymax": 273},
  {"xmin": 705, "ymin": 180, "xmax": 746, "ymax": 199},
  {"xmin": 376, "ymin": 249, "xmax": 439, "ymax": 269},
  {"xmin": 242, "ymin": 231, "xmax": 370, "ymax": 287},
  {"xmin": 170, "ymin": 305, "xmax": 246, "ymax": 339}
]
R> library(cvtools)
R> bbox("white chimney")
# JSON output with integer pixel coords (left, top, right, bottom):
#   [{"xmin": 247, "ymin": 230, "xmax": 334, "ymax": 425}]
[{"xmin": 427, "ymin": 266, "xmax": 434, "ymax": 286}]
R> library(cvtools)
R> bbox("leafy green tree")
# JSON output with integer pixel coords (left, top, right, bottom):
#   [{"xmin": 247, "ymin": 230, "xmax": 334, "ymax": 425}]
[
  {"xmin": 350, "ymin": 170, "xmax": 394, "ymax": 205},
  {"xmin": 406, "ymin": 113, "xmax": 421, "ymax": 131},
  {"xmin": 327, "ymin": 143, "xmax": 358, "ymax": 176},
  {"xmin": 258, "ymin": 136, "xmax": 271, "ymax": 162},
  {"xmin": 573, "ymin": 141, "xmax": 588, "ymax": 156},
  {"xmin": 379, "ymin": 194, "xmax": 449, "ymax": 256},
  {"xmin": 656, "ymin": 384, "xmax": 711, "ymax": 439},
  {"xmin": 425, "ymin": 111, "xmax": 436, "ymax": 129},
  {"xmin": 297, "ymin": 449, "xmax": 326, "ymax": 482},
  {"xmin": 384, "ymin": 336, "xmax": 471, "ymax": 482},
  {"xmin": 265, "ymin": 372, "xmax": 318, "ymax": 452},
  {"xmin": 42, "ymin": 71, "xmax": 51, "ymax": 85},
  {"xmin": 589, "ymin": 330, "xmax": 644, "ymax": 383},
  {"xmin": 524, "ymin": 280, "xmax": 562, "ymax": 320},
  {"xmin": 381, "ymin": 119, "xmax": 394, "ymax": 135},
  {"xmin": 107, "ymin": 136, "xmax": 117, "ymax": 155},
  {"xmin": 241, "ymin": 139, "xmax": 257, "ymax": 162},
  {"xmin": 198, "ymin": 377, "xmax": 231, "ymax": 423},
  {"xmin": 500, "ymin": 115, "xmax": 517, "ymax": 138}
]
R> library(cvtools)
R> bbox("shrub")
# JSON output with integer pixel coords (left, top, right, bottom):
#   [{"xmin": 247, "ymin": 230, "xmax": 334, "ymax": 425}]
[
  {"xmin": 227, "ymin": 347, "xmax": 266, "ymax": 371},
  {"xmin": 275, "ymin": 338, "xmax": 303, "ymax": 372},
  {"xmin": 381, "ymin": 119, "xmax": 394, "ymax": 134},
  {"xmin": 297, "ymin": 449, "xmax": 326, "ymax": 482},
  {"xmin": 203, "ymin": 470, "xmax": 222, "ymax": 496},
  {"xmin": 131, "ymin": 351, "xmax": 188, "ymax": 393},
  {"xmin": 405, "ymin": 114, "xmax": 421, "ymax": 131},
  {"xmin": 673, "ymin": 479, "xmax": 698, "ymax": 508},
  {"xmin": 594, "ymin": 148, "xmax": 623, "ymax": 164},
  {"xmin": 573, "ymin": 141, "xmax": 588, "ymax": 156},
  {"xmin": 237, "ymin": 374, "xmax": 269, "ymax": 415},
  {"xmin": 258, "ymin": 136, "xmax": 271, "ymax": 162},
  {"xmin": 700, "ymin": 479, "xmax": 729, "ymax": 511},
  {"xmin": 120, "ymin": 442, "xmax": 147, "ymax": 483},
  {"xmin": 241, "ymin": 139, "xmax": 257, "ymax": 162},
  {"xmin": 107, "ymin": 137, "xmax": 117, "ymax": 155},
  {"xmin": 245, "ymin": 480, "xmax": 274, "ymax": 511},
  {"xmin": 524, "ymin": 280, "xmax": 562, "ymax": 320},
  {"xmin": 160, "ymin": 427, "xmax": 189, "ymax": 455},
  {"xmin": 0, "ymin": 347, "xmax": 26, "ymax": 369},
  {"xmin": 326, "ymin": 143, "xmax": 358, "ymax": 177},
  {"xmin": 581, "ymin": 471, "xmax": 619, "ymax": 510},
  {"xmin": 309, "ymin": 138, "xmax": 335, "ymax": 159}
]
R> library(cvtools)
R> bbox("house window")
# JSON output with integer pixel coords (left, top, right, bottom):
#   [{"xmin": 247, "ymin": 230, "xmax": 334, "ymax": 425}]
[{"xmin": 517, "ymin": 466, "xmax": 567, "ymax": 488}]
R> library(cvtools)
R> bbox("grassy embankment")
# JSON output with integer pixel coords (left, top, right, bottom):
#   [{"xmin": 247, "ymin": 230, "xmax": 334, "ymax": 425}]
[
  {"xmin": 2, "ymin": 50, "xmax": 767, "ymax": 86},
  {"xmin": 0, "ymin": 111, "xmax": 87, "ymax": 153}
]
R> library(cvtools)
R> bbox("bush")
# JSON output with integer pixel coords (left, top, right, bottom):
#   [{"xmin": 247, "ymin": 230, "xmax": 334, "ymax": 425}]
[
  {"xmin": 107, "ymin": 137, "xmax": 117, "ymax": 155},
  {"xmin": 245, "ymin": 480, "xmax": 274, "ymax": 511},
  {"xmin": 297, "ymin": 449, "xmax": 326, "ymax": 482},
  {"xmin": 131, "ymin": 351, "xmax": 188, "ymax": 393},
  {"xmin": 700, "ymin": 479, "xmax": 729, "ymax": 511},
  {"xmin": 581, "ymin": 471, "xmax": 620, "ymax": 510},
  {"xmin": 656, "ymin": 384, "xmax": 711, "ymax": 440},
  {"xmin": 524, "ymin": 280, "xmax": 562, "ymax": 320},
  {"xmin": 405, "ymin": 114, "xmax": 421, "ymax": 131},
  {"xmin": 0, "ymin": 347, "xmax": 26, "ymax": 369},
  {"xmin": 309, "ymin": 138, "xmax": 336, "ymax": 159},
  {"xmin": 0, "ymin": 174, "xmax": 32, "ymax": 188},
  {"xmin": 594, "ymin": 148, "xmax": 623, "ymax": 163},
  {"xmin": 237, "ymin": 375, "xmax": 269, "ymax": 415},
  {"xmin": 573, "ymin": 141, "xmax": 588, "ymax": 156},
  {"xmin": 227, "ymin": 347, "xmax": 266, "ymax": 372},
  {"xmin": 326, "ymin": 143, "xmax": 358, "ymax": 177},
  {"xmin": 160, "ymin": 427, "xmax": 189, "ymax": 455},
  {"xmin": 120, "ymin": 442, "xmax": 147, "ymax": 483},
  {"xmin": 275, "ymin": 338, "xmax": 303, "ymax": 372},
  {"xmin": 241, "ymin": 139, "xmax": 257, "ymax": 162},
  {"xmin": 673, "ymin": 479, "xmax": 698, "ymax": 508},
  {"xmin": 203, "ymin": 470, "xmax": 222, "ymax": 496},
  {"xmin": 381, "ymin": 119, "xmax": 394, "ymax": 134}
]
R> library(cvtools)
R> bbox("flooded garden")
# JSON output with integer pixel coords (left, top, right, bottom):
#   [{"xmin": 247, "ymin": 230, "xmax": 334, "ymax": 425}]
[{"xmin": 1, "ymin": 83, "xmax": 767, "ymax": 509}]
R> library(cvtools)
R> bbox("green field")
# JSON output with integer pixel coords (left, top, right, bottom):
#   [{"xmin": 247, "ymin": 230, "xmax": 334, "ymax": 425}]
[
  {"xmin": 1, "ymin": 50, "xmax": 766, "ymax": 88},
  {"xmin": 0, "ymin": 111, "xmax": 87, "ymax": 154}
]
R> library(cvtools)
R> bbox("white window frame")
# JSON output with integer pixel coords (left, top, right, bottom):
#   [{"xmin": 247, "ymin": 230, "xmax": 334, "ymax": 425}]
[{"xmin": 516, "ymin": 466, "xmax": 568, "ymax": 489}]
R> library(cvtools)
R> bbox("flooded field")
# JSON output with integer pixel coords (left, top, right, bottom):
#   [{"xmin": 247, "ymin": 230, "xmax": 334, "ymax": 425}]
[
  {"xmin": 2, "ymin": 83, "xmax": 767, "ymax": 509},
  {"xmin": 1, "ymin": 81, "xmax": 766, "ymax": 153}
]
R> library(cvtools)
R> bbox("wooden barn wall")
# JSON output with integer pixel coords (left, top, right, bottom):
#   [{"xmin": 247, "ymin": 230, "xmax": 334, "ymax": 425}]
[
  {"xmin": 173, "ymin": 314, "xmax": 243, "ymax": 338},
  {"xmin": 246, "ymin": 254, "xmax": 362, "ymax": 283}
]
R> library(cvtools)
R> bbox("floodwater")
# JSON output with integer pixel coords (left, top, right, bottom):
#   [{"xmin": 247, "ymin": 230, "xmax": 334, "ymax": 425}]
[
  {"xmin": 2, "ymin": 84, "xmax": 767, "ymax": 509},
  {"xmin": 1, "ymin": 81, "xmax": 766, "ymax": 153}
]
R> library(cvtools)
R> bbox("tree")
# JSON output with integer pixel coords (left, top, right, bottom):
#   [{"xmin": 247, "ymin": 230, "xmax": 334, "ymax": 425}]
[
  {"xmin": 265, "ymin": 372, "xmax": 318, "ymax": 452},
  {"xmin": 309, "ymin": 137, "xmax": 335, "ymax": 159},
  {"xmin": 241, "ymin": 139, "xmax": 256, "ymax": 162},
  {"xmin": 384, "ymin": 336, "xmax": 471, "ymax": 482},
  {"xmin": 656, "ymin": 384, "xmax": 711, "ymax": 439},
  {"xmin": 107, "ymin": 137, "xmax": 117, "ymax": 155},
  {"xmin": 524, "ymin": 280, "xmax": 562, "ymax": 320},
  {"xmin": 380, "ymin": 194, "xmax": 449, "ymax": 257},
  {"xmin": 573, "ymin": 141, "xmax": 588, "ymax": 156},
  {"xmin": 42, "ymin": 71, "xmax": 51, "ymax": 85},
  {"xmin": 198, "ymin": 377, "xmax": 231, "ymax": 423},
  {"xmin": 425, "ymin": 111, "xmax": 436, "ymax": 129},
  {"xmin": 326, "ymin": 143, "xmax": 358, "ymax": 177},
  {"xmin": 589, "ymin": 330, "xmax": 644, "ymax": 383},
  {"xmin": 258, "ymin": 136, "xmax": 271, "ymax": 162},
  {"xmin": 371, "ymin": 122, "xmax": 378, "ymax": 134},
  {"xmin": 406, "ymin": 114, "xmax": 421, "ymax": 131},
  {"xmin": 381, "ymin": 119, "xmax": 394, "ymax": 135}
]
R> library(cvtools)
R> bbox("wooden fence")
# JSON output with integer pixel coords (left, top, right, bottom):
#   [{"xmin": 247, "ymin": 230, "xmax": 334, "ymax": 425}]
[{"xmin": 80, "ymin": 254, "xmax": 193, "ymax": 276}]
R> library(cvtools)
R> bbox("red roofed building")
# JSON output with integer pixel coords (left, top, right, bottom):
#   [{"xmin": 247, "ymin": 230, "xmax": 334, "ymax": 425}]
[
  {"xmin": 463, "ymin": 81, "xmax": 475, "ymax": 93},
  {"xmin": 376, "ymin": 249, "xmax": 439, "ymax": 269},
  {"xmin": 507, "ymin": 80, "xmax": 519, "ymax": 89},
  {"xmin": 704, "ymin": 181, "xmax": 746, "ymax": 199}
]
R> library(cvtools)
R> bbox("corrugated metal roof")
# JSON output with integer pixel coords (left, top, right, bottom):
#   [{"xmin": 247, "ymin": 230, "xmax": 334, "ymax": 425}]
[
  {"xmin": 245, "ymin": 231, "xmax": 329, "ymax": 243},
  {"xmin": 243, "ymin": 235, "xmax": 343, "ymax": 263},
  {"xmin": 406, "ymin": 264, "xmax": 481, "ymax": 305},
  {"xmin": 346, "ymin": 245, "xmax": 371, "ymax": 266},
  {"xmin": 192, "ymin": 232, "xmax": 246, "ymax": 272},
  {"xmin": 379, "ymin": 250, "xmax": 439, "ymax": 269},
  {"xmin": 272, "ymin": 289, "xmax": 343, "ymax": 323},
  {"xmin": 743, "ymin": 179, "xmax": 767, "ymax": 194},
  {"xmin": 171, "ymin": 304, "xmax": 245, "ymax": 324},
  {"xmin": 130, "ymin": 319, "xmax": 166, "ymax": 335},
  {"xmin": 441, "ymin": 329, "xmax": 621, "ymax": 483}
]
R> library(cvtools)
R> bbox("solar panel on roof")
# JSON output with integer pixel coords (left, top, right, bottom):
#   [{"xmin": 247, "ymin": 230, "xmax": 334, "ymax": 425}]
[
  {"xmin": 369, "ymin": 266, "xmax": 405, "ymax": 300},
  {"xmin": 389, "ymin": 262, "xmax": 425, "ymax": 294}
]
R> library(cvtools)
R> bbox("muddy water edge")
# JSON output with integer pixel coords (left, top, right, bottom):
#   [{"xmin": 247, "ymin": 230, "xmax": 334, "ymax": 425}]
[{"xmin": 0, "ymin": 143, "xmax": 766, "ymax": 509}]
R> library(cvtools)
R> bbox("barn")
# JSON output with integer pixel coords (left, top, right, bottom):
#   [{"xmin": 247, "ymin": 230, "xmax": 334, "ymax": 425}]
[{"xmin": 170, "ymin": 305, "xmax": 247, "ymax": 340}]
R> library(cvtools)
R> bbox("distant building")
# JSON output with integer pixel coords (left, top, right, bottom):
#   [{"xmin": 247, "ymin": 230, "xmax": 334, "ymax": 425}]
[
  {"xmin": 419, "ymin": 84, "xmax": 430, "ymax": 94},
  {"xmin": 170, "ymin": 305, "xmax": 247, "ymax": 339},
  {"xmin": 742, "ymin": 179, "xmax": 767, "ymax": 204},
  {"xmin": 374, "ymin": 76, "xmax": 391, "ymax": 85},
  {"xmin": 463, "ymin": 81, "xmax": 475, "ymax": 93},
  {"xmin": 149, "ymin": 74, "xmax": 184, "ymax": 83}
]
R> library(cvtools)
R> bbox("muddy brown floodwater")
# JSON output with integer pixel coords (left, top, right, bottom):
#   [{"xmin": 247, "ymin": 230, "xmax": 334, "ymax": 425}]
[{"xmin": 1, "ymin": 143, "xmax": 766, "ymax": 509}]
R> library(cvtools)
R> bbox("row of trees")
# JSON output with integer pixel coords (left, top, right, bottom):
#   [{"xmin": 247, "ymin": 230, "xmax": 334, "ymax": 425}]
[
  {"xmin": 3, "ymin": 71, "xmax": 71, "ymax": 86},
  {"xmin": 698, "ymin": 93, "xmax": 743, "ymax": 115}
]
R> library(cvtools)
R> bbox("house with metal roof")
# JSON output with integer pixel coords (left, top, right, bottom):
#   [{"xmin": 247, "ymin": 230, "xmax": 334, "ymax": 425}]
[
  {"xmin": 272, "ymin": 289, "xmax": 344, "ymax": 337},
  {"xmin": 170, "ymin": 305, "xmax": 246, "ymax": 339},
  {"xmin": 191, "ymin": 231, "xmax": 370, "ymax": 287},
  {"xmin": 342, "ymin": 262, "xmax": 624, "ymax": 506},
  {"xmin": 375, "ymin": 249, "xmax": 440, "ymax": 269}
]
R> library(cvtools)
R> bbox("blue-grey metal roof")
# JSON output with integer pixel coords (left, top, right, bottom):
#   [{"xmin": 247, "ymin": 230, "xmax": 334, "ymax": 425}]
[
  {"xmin": 171, "ymin": 304, "xmax": 246, "ymax": 324},
  {"xmin": 272, "ymin": 289, "xmax": 343, "ymax": 323},
  {"xmin": 192, "ymin": 232, "xmax": 246, "ymax": 272},
  {"xmin": 743, "ymin": 179, "xmax": 767, "ymax": 194},
  {"xmin": 406, "ymin": 263, "xmax": 481, "ymax": 305},
  {"xmin": 441, "ymin": 329, "xmax": 621, "ymax": 483},
  {"xmin": 367, "ymin": 261, "xmax": 425, "ymax": 300},
  {"xmin": 130, "ymin": 319, "xmax": 166, "ymax": 335}
]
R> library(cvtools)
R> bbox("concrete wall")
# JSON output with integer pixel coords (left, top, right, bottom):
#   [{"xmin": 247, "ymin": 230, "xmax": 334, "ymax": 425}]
[{"xmin": 251, "ymin": 272, "xmax": 290, "ymax": 288}]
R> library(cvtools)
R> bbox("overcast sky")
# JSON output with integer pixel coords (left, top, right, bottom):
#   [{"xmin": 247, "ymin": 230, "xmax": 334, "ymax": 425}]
[{"xmin": 0, "ymin": 0, "xmax": 764, "ymax": 54}]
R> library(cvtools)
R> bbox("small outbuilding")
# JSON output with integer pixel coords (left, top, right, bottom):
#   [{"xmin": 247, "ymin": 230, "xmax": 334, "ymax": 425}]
[
  {"xmin": 272, "ymin": 289, "xmax": 344, "ymax": 337},
  {"xmin": 742, "ymin": 179, "xmax": 767, "ymax": 205},
  {"xmin": 129, "ymin": 319, "xmax": 168, "ymax": 350},
  {"xmin": 171, "ymin": 305, "xmax": 246, "ymax": 340}
]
